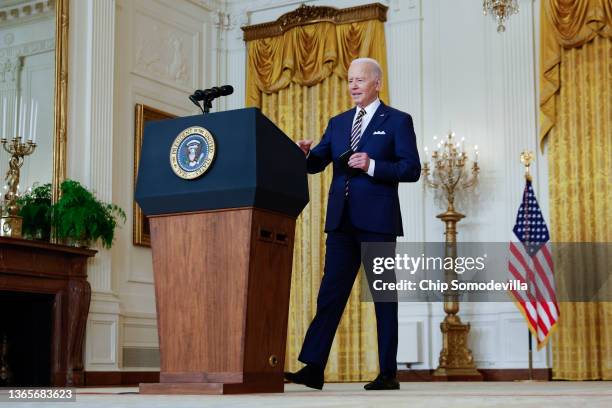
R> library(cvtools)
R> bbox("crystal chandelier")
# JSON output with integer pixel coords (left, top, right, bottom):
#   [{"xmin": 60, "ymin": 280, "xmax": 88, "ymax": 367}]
[{"xmin": 483, "ymin": 0, "xmax": 519, "ymax": 33}]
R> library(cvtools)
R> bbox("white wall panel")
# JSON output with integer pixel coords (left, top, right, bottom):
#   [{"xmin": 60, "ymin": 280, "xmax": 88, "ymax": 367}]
[{"xmin": 86, "ymin": 314, "xmax": 118, "ymax": 369}]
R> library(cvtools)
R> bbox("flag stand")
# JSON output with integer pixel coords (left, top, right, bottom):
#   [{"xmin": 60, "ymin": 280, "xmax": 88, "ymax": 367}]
[
  {"xmin": 519, "ymin": 330, "xmax": 541, "ymax": 382},
  {"xmin": 519, "ymin": 151, "xmax": 538, "ymax": 383},
  {"xmin": 528, "ymin": 330, "xmax": 534, "ymax": 381},
  {"xmin": 510, "ymin": 151, "xmax": 557, "ymax": 382}
]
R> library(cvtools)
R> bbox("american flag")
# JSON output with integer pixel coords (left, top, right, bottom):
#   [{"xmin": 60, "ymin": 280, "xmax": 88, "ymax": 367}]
[{"xmin": 508, "ymin": 179, "xmax": 559, "ymax": 349}]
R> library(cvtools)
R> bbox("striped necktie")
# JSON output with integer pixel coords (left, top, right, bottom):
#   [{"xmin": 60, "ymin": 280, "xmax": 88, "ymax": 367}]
[
  {"xmin": 345, "ymin": 108, "xmax": 367, "ymax": 196},
  {"xmin": 350, "ymin": 108, "xmax": 367, "ymax": 150}
]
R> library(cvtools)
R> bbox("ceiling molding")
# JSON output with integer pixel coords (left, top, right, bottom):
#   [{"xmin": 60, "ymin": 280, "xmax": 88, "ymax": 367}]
[{"xmin": 0, "ymin": 0, "xmax": 54, "ymax": 23}]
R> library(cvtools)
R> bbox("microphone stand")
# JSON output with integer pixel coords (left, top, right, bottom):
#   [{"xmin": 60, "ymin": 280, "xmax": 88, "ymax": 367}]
[
  {"xmin": 190, "ymin": 85, "xmax": 233, "ymax": 115},
  {"xmin": 189, "ymin": 94, "xmax": 213, "ymax": 115},
  {"xmin": 201, "ymin": 97, "xmax": 213, "ymax": 114}
]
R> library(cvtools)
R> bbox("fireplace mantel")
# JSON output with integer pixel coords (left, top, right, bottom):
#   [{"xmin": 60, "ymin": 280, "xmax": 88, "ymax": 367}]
[{"xmin": 0, "ymin": 237, "xmax": 96, "ymax": 386}]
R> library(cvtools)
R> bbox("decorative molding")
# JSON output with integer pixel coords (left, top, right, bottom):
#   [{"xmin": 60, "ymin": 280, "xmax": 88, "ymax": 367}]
[
  {"xmin": 397, "ymin": 368, "xmax": 552, "ymax": 381},
  {"xmin": 228, "ymin": 0, "xmax": 389, "ymax": 14},
  {"xmin": 242, "ymin": 3, "xmax": 388, "ymax": 41},
  {"xmin": 134, "ymin": 35, "xmax": 189, "ymax": 85},
  {"xmin": 0, "ymin": 40, "xmax": 54, "ymax": 90},
  {"xmin": 3, "ymin": 32, "xmax": 15, "ymax": 46},
  {"xmin": 131, "ymin": 9, "xmax": 197, "ymax": 92},
  {"xmin": 501, "ymin": 1, "xmax": 540, "ymax": 235},
  {"xmin": 87, "ymin": 319, "xmax": 117, "ymax": 365},
  {"xmin": 186, "ymin": 0, "xmax": 221, "ymax": 12},
  {"xmin": 0, "ymin": 38, "xmax": 55, "ymax": 58},
  {"xmin": 0, "ymin": 0, "xmax": 54, "ymax": 23},
  {"xmin": 467, "ymin": 320, "xmax": 497, "ymax": 364},
  {"xmin": 228, "ymin": 12, "xmax": 250, "ymax": 41},
  {"xmin": 0, "ymin": 57, "xmax": 21, "ymax": 85},
  {"xmin": 122, "ymin": 347, "xmax": 160, "ymax": 368},
  {"xmin": 122, "ymin": 321, "xmax": 158, "ymax": 348},
  {"xmin": 87, "ymin": 0, "xmax": 116, "ymax": 293},
  {"xmin": 225, "ymin": 50, "xmax": 245, "ymax": 110},
  {"xmin": 126, "ymin": 263, "xmax": 154, "ymax": 285},
  {"xmin": 131, "ymin": 86, "xmax": 193, "ymax": 116},
  {"xmin": 84, "ymin": 371, "xmax": 160, "ymax": 386},
  {"xmin": 386, "ymin": 11, "xmax": 423, "ymax": 244},
  {"xmin": 89, "ymin": 292, "xmax": 121, "ymax": 315},
  {"xmin": 0, "ymin": 38, "xmax": 54, "ymax": 92},
  {"xmin": 502, "ymin": 317, "xmax": 546, "ymax": 364},
  {"xmin": 83, "ymin": 368, "xmax": 551, "ymax": 385},
  {"xmin": 397, "ymin": 320, "xmax": 422, "ymax": 363},
  {"xmin": 213, "ymin": 11, "xmax": 236, "ymax": 31}
]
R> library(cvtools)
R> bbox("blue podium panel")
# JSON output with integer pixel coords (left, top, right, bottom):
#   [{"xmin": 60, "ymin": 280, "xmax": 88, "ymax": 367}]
[{"xmin": 135, "ymin": 108, "xmax": 309, "ymax": 217}]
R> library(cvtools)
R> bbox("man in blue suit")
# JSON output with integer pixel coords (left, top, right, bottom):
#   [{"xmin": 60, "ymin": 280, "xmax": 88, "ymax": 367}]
[{"xmin": 284, "ymin": 58, "xmax": 421, "ymax": 391}]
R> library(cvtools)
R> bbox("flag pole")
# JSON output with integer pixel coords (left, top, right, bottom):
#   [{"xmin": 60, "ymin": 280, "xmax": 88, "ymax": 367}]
[
  {"xmin": 520, "ymin": 151, "xmax": 535, "ymax": 382},
  {"xmin": 528, "ymin": 331, "xmax": 534, "ymax": 380}
]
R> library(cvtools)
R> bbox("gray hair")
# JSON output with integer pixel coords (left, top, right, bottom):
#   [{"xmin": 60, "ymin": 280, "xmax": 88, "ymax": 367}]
[{"xmin": 350, "ymin": 58, "xmax": 382, "ymax": 80}]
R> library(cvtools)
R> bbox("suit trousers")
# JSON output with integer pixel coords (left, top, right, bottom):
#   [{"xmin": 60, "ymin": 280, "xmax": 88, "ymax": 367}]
[{"xmin": 298, "ymin": 201, "xmax": 398, "ymax": 375}]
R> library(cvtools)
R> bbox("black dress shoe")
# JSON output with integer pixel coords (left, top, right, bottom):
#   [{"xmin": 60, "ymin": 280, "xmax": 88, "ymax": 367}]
[
  {"xmin": 284, "ymin": 364, "xmax": 324, "ymax": 390},
  {"xmin": 364, "ymin": 373, "xmax": 400, "ymax": 390}
]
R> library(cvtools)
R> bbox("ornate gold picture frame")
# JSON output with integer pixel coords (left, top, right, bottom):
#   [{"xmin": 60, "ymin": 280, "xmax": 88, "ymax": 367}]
[
  {"xmin": 133, "ymin": 104, "xmax": 176, "ymax": 247},
  {"xmin": 53, "ymin": 0, "xmax": 70, "ymax": 203}
]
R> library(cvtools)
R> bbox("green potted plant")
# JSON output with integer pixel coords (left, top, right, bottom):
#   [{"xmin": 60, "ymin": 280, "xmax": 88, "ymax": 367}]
[
  {"xmin": 16, "ymin": 183, "xmax": 52, "ymax": 241},
  {"xmin": 52, "ymin": 179, "xmax": 126, "ymax": 248}
]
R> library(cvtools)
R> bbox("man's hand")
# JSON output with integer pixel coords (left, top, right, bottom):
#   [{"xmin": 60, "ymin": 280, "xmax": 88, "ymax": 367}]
[
  {"xmin": 348, "ymin": 152, "xmax": 370, "ymax": 171},
  {"xmin": 297, "ymin": 140, "xmax": 313, "ymax": 156}
]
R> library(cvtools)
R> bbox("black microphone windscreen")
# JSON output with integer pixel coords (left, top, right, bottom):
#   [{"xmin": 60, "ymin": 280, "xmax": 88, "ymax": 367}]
[
  {"xmin": 202, "ymin": 88, "xmax": 218, "ymax": 99},
  {"xmin": 189, "ymin": 94, "xmax": 202, "ymax": 108},
  {"xmin": 192, "ymin": 89, "xmax": 205, "ymax": 100},
  {"xmin": 220, "ymin": 85, "xmax": 234, "ymax": 96},
  {"xmin": 210, "ymin": 87, "xmax": 222, "ymax": 98}
]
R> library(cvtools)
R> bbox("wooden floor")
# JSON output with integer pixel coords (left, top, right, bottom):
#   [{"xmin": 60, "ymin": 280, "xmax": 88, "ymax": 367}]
[{"xmin": 11, "ymin": 381, "xmax": 610, "ymax": 408}]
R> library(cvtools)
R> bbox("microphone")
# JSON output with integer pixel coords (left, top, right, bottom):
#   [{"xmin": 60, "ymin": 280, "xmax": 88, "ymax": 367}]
[
  {"xmin": 218, "ymin": 85, "xmax": 233, "ymax": 96},
  {"xmin": 189, "ymin": 85, "xmax": 234, "ymax": 114},
  {"xmin": 189, "ymin": 94, "xmax": 202, "ymax": 106},
  {"xmin": 190, "ymin": 85, "xmax": 234, "ymax": 101}
]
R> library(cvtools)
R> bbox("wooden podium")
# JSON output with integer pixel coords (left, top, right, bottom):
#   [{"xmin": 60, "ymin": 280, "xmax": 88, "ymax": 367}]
[{"xmin": 135, "ymin": 108, "xmax": 309, "ymax": 394}]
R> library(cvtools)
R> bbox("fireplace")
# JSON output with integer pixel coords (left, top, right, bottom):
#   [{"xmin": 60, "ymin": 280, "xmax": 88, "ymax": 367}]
[
  {"xmin": 0, "ymin": 291, "xmax": 54, "ymax": 386},
  {"xmin": 0, "ymin": 237, "xmax": 96, "ymax": 386}
]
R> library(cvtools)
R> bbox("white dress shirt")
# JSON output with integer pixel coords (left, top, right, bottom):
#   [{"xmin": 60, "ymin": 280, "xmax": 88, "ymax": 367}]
[{"xmin": 352, "ymin": 98, "xmax": 380, "ymax": 177}]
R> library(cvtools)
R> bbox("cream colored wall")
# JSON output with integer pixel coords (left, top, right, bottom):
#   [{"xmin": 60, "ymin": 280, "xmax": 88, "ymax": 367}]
[
  {"xmin": 67, "ymin": 0, "xmax": 224, "ymax": 371},
  {"xmin": 68, "ymin": 0, "xmax": 550, "ymax": 371}
]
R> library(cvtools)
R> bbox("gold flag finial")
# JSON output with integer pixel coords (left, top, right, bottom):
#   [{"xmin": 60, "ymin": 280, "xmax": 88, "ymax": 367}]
[{"xmin": 520, "ymin": 150, "xmax": 534, "ymax": 181}]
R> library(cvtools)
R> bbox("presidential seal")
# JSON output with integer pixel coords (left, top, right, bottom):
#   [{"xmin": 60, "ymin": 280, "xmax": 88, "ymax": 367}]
[{"xmin": 170, "ymin": 126, "xmax": 216, "ymax": 179}]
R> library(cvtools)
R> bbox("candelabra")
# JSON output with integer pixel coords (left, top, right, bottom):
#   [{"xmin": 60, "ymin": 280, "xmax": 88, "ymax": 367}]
[
  {"xmin": 422, "ymin": 131, "xmax": 482, "ymax": 380},
  {"xmin": 1, "ymin": 137, "xmax": 37, "ymax": 238}
]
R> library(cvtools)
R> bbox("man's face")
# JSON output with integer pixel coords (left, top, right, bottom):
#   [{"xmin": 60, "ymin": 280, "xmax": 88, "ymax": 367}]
[{"xmin": 348, "ymin": 62, "xmax": 381, "ymax": 108}]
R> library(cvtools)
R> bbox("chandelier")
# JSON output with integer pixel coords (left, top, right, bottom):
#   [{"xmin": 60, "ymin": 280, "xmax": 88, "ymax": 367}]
[{"xmin": 483, "ymin": 0, "xmax": 519, "ymax": 33}]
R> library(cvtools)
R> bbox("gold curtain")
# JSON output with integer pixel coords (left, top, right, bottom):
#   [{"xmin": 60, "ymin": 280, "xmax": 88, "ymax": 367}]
[
  {"xmin": 246, "ymin": 19, "xmax": 389, "ymax": 381},
  {"xmin": 540, "ymin": 0, "xmax": 612, "ymax": 380},
  {"xmin": 540, "ymin": 0, "xmax": 612, "ymax": 147}
]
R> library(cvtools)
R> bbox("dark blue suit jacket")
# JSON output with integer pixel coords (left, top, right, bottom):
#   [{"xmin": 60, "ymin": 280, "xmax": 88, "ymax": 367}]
[{"xmin": 307, "ymin": 103, "xmax": 421, "ymax": 236}]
